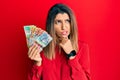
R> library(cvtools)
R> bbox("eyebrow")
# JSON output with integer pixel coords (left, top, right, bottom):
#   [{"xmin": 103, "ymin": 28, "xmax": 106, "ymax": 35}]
[
  {"xmin": 55, "ymin": 18, "xmax": 70, "ymax": 21},
  {"xmin": 65, "ymin": 19, "xmax": 70, "ymax": 21}
]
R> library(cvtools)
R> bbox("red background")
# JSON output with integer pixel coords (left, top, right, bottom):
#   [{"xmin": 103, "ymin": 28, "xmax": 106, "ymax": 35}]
[{"xmin": 0, "ymin": 0, "xmax": 120, "ymax": 80}]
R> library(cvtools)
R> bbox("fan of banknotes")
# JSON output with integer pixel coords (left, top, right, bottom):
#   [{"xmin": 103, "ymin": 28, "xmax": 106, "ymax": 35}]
[{"xmin": 24, "ymin": 25, "xmax": 52, "ymax": 51}]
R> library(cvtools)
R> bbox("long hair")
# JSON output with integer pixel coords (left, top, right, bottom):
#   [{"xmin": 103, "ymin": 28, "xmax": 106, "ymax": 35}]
[{"xmin": 43, "ymin": 3, "xmax": 78, "ymax": 60}]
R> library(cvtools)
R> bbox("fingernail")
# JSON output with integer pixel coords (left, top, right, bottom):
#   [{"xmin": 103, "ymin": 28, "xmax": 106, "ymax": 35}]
[{"xmin": 38, "ymin": 46, "xmax": 40, "ymax": 49}]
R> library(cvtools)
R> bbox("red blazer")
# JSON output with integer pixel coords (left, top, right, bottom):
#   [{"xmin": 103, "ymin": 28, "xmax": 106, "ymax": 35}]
[{"xmin": 28, "ymin": 41, "xmax": 90, "ymax": 80}]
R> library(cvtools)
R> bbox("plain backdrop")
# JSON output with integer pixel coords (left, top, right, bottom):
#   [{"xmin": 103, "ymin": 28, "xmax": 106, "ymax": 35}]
[{"xmin": 0, "ymin": 0, "xmax": 120, "ymax": 80}]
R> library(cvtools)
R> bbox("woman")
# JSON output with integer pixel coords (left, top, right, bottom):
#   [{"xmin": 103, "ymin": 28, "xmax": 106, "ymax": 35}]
[{"xmin": 28, "ymin": 3, "xmax": 90, "ymax": 80}]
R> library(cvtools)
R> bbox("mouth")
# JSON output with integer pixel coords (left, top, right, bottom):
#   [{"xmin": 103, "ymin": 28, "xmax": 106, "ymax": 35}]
[{"xmin": 61, "ymin": 31, "xmax": 68, "ymax": 35}]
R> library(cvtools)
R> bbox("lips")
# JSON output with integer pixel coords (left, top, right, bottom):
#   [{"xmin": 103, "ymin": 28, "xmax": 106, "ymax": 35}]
[{"xmin": 61, "ymin": 31, "xmax": 68, "ymax": 35}]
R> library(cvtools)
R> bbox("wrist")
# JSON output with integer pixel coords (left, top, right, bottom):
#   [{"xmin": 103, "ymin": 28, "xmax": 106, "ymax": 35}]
[
  {"xmin": 66, "ymin": 50, "xmax": 76, "ymax": 59},
  {"xmin": 69, "ymin": 56, "xmax": 76, "ymax": 60},
  {"xmin": 35, "ymin": 61, "xmax": 42, "ymax": 66},
  {"xmin": 66, "ymin": 49, "xmax": 74, "ymax": 54}
]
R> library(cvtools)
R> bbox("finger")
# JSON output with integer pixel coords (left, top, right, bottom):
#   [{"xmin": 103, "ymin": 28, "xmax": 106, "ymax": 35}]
[
  {"xmin": 33, "ymin": 53, "xmax": 42, "ymax": 62},
  {"xmin": 28, "ymin": 42, "xmax": 37, "ymax": 54},
  {"xmin": 35, "ymin": 28, "xmax": 40, "ymax": 35},
  {"xmin": 28, "ymin": 44, "xmax": 38, "ymax": 59},
  {"xmin": 60, "ymin": 36, "xmax": 68, "ymax": 41},
  {"xmin": 65, "ymin": 37, "xmax": 68, "ymax": 40},
  {"xmin": 31, "ymin": 46, "xmax": 40, "ymax": 59},
  {"xmin": 61, "ymin": 37, "xmax": 68, "ymax": 44},
  {"xmin": 38, "ymin": 29, "xmax": 44, "ymax": 35},
  {"xmin": 63, "ymin": 37, "xmax": 68, "ymax": 42},
  {"xmin": 34, "ymin": 56, "xmax": 42, "ymax": 62},
  {"xmin": 28, "ymin": 43, "xmax": 36, "ymax": 55}
]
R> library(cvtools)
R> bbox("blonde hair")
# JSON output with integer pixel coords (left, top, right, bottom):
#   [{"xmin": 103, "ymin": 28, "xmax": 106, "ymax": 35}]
[{"xmin": 44, "ymin": 3, "xmax": 78, "ymax": 60}]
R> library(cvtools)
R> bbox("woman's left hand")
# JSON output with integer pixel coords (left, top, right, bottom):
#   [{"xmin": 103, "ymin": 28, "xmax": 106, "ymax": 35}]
[{"xmin": 59, "ymin": 37, "xmax": 73, "ymax": 54}]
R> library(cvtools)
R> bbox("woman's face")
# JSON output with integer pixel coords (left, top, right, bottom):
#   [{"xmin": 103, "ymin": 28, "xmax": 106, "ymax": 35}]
[{"xmin": 54, "ymin": 13, "xmax": 70, "ymax": 39}]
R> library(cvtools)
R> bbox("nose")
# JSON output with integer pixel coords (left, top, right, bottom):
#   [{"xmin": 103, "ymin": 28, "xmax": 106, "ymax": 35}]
[{"xmin": 62, "ymin": 22, "xmax": 66, "ymax": 30}]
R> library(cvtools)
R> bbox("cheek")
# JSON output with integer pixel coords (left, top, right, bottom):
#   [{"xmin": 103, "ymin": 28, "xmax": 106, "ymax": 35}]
[
  {"xmin": 54, "ymin": 26, "xmax": 60, "ymax": 34},
  {"xmin": 55, "ymin": 29, "xmax": 61, "ymax": 35},
  {"xmin": 67, "ymin": 25, "xmax": 70, "ymax": 33}
]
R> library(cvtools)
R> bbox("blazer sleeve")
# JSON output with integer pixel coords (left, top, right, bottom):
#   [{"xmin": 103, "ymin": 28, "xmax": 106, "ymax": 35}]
[{"xmin": 68, "ymin": 42, "xmax": 91, "ymax": 80}]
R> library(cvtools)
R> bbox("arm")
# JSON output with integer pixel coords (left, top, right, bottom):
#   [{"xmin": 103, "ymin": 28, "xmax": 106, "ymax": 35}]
[
  {"xmin": 28, "ymin": 63, "xmax": 43, "ymax": 80},
  {"xmin": 27, "ymin": 43, "xmax": 43, "ymax": 80},
  {"xmin": 68, "ymin": 43, "xmax": 90, "ymax": 80}
]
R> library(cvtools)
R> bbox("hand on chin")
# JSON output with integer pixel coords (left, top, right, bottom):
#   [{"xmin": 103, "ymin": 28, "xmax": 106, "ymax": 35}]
[{"xmin": 59, "ymin": 36, "xmax": 73, "ymax": 54}]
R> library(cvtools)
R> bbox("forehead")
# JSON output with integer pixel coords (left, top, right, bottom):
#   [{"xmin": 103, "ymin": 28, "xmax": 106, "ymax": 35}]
[{"xmin": 55, "ymin": 13, "xmax": 70, "ymax": 20}]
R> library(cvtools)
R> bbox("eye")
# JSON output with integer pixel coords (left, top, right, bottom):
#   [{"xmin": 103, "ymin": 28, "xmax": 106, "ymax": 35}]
[
  {"xmin": 55, "ymin": 20, "xmax": 61, "ymax": 25},
  {"xmin": 65, "ymin": 19, "xmax": 70, "ymax": 24}
]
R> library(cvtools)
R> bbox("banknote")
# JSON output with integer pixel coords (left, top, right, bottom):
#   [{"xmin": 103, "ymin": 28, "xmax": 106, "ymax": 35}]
[
  {"xmin": 36, "ymin": 31, "xmax": 53, "ymax": 47},
  {"xmin": 24, "ymin": 26, "xmax": 31, "ymax": 39},
  {"xmin": 24, "ymin": 25, "xmax": 36, "ymax": 47},
  {"xmin": 23, "ymin": 25, "xmax": 52, "ymax": 48}
]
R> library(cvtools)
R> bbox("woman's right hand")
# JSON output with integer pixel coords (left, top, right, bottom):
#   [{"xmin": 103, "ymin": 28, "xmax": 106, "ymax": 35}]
[{"xmin": 28, "ymin": 43, "xmax": 42, "ymax": 66}]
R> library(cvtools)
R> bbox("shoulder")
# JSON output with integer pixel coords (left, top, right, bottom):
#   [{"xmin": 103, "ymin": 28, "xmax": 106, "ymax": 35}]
[
  {"xmin": 77, "ymin": 40, "xmax": 89, "ymax": 57},
  {"xmin": 78, "ymin": 40, "xmax": 89, "ymax": 51}
]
